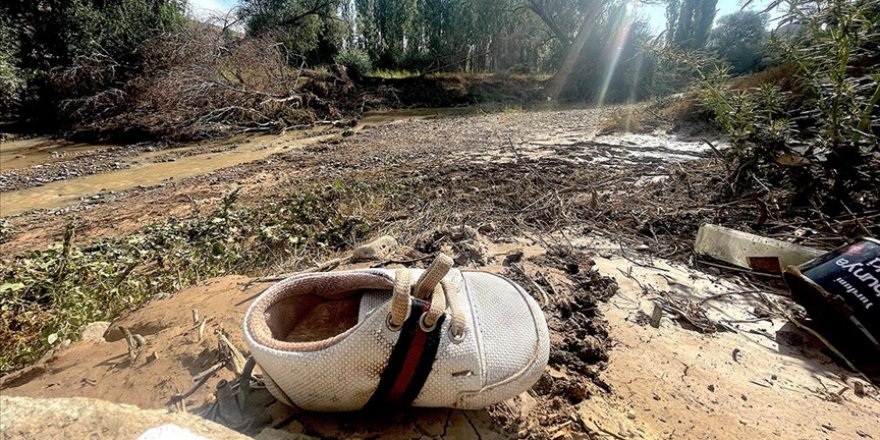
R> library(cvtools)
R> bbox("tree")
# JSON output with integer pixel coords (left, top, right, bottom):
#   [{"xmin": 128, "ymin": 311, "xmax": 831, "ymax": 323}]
[
  {"xmin": 2, "ymin": 0, "xmax": 186, "ymax": 71},
  {"xmin": 0, "ymin": 0, "xmax": 186, "ymax": 124},
  {"xmin": 708, "ymin": 11, "xmax": 767, "ymax": 74},
  {"xmin": 239, "ymin": 0, "xmax": 344, "ymax": 61},
  {"xmin": 0, "ymin": 14, "xmax": 24, "ymax": 118},
  {"xmin": 666, "ymin": 0, "xmax": 717, "ymax": 49},
  {"xmin": 527, "ymin": 0, "xmax": 653, "ymax": 102}
]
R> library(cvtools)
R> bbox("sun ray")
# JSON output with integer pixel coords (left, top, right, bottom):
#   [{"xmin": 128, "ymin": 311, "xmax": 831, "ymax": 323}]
[{"xmin": 597, "ymin": 1, "xmax": 636, "ymax": 106}]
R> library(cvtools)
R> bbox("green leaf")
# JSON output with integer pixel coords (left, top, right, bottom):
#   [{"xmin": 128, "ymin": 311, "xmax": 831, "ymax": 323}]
[{"xmin": 0, "ymin": 282, "xmax": 25, "ymax": 293}]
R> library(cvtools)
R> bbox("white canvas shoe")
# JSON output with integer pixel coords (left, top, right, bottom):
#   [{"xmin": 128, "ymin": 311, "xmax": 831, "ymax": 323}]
[{"xmin": 243, "ymin": 254, "xmax": 550, "ymax": 412}]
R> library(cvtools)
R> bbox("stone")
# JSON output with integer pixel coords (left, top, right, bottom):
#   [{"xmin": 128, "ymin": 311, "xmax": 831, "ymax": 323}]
[
  {"xmin": 0, "ymin": 395, "xmax": 249, "ymax": 440},
  {"xmin": 351, "ymin": 235, "xmax": 399, "ymax": 262},
  {"xmin": 254, "ymin": 427, "xmax": 318, "ymax": 440},
  {"xmin": 504, "ymin": 249, "xmax": 524, "ymax": 265},
  {"xmin": 81, "ymin": 321, "xmax": 111, "ymax": 342}
]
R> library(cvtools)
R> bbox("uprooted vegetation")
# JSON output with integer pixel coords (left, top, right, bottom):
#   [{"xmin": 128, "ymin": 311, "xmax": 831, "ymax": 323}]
[{"xmin": 52, "ymin": 28, "xmax": 355, "ymax": 141}]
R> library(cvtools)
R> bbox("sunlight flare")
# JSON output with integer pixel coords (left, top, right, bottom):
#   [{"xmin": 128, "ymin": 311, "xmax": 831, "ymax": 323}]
[{"xmin": 597, "ymin": 1, "xmax": 636, "ymax": 106}]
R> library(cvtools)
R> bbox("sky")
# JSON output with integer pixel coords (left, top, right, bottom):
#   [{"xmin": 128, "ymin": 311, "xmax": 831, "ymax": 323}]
[
  {"xmin": 635, "ymin": 0, "xmax": 779, "ymax": 34},
  {"xmin": 188, "ymin": 0, "xmax": 237, "ymax": 20},
  {"xmin": 187, "ymin": 0, "xmax": 780, "ymax": 35}
]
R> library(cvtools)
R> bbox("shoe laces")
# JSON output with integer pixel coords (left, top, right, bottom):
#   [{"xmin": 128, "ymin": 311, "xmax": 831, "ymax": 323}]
[{"xmin": 387, "ymin": 253, "xmax": 466, "ymax": 342}]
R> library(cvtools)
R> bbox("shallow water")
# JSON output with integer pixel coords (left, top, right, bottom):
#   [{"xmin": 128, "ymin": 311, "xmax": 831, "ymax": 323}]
[
  {"xmin": 0, "ymin": 132, "xmax": 335, "ymax": 217},
  {"xmin": 0, "ymin": 108, "xmax": 470, "ymax": 216},
  {"xmin": 0, "ymin": 138, "xmax": 110, "ymax": 170}
]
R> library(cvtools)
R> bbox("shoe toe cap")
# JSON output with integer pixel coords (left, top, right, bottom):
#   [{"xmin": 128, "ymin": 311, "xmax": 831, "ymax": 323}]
[{"xmin": 465, "ymin": 272, "xmax": 549, "ymax": 389}]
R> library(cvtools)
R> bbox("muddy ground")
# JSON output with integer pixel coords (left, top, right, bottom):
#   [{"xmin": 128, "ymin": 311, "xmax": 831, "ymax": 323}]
[{"xmin": 1, "ymin": 106, "xmax": 879, "ymax": 439}]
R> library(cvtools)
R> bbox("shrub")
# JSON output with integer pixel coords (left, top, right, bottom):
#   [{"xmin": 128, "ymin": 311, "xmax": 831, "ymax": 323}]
[
  {"xmin": 334, "ymin": 48, "xmax": 373, "ymax": 78},
  {"xmin": 0, "ymin": 17, "xmax": 23, "ymax": 119},
  {"xmin": 653, "ymin": 0, "xmax": 879, "ymax": 209}
]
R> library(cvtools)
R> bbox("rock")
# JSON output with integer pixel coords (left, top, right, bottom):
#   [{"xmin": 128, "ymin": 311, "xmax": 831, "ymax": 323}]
[
  {"xmin": 81, "ymin": 321, "xmax": 111, "ymax": 342},
  {"xmin": 0, "ymin": 395, "xmax": 249, "ymax": 440},
  {"xmin": 351, "ymin": 235, "xmax": 399, "ymax": 262},
  {"xmin": 504, "ymin": 392, "xmax": 538, "ymax": 421},
  {"xmin": 503, "ymin": 249, "xmax": 524, "ymax": 265},
  {"xmin": 477, "ymin": 222, "xmax": 496, "ymax": 234},
  {"xmin": 103, "ymin": 326, "xmax": 124, "ymax": 341},
  {"xmin": 254, "ymin": 428, "xmax": 318, "ymax": 440},
  {"xmin": 446, "ymin": 225, "xmax": 478, "ymax": 242}
]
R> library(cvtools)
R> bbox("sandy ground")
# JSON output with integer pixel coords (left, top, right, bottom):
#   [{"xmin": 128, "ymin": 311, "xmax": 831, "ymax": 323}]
[
  {"xmin": 2, "ymin": 107, "xmax": 878, "ymax": 439},
  {"xmin": 2, "ymin": 234, "xmax": 878, "ymax": 439}
]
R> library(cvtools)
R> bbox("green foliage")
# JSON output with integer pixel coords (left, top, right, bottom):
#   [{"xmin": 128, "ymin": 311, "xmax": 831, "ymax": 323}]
[
  {"xmin": 0, "ymin": 0, "xmax": 186, "ymax": 125},
  {"xmin": 334, "ymin": 48, "xmax": 373, "ymax": 77},
  {"xmin": 350, "ymin": 0, "xmax": 558, "ymax": 73},
  {"xmin": 655, "ymin": 0, "xmax": 879, "ymax": 204},
  {"xmin": 239, "ymin": 0, "xmax": 345, "ymax": 62},
  {"xmin": 708, "ymin": 11, "xmax": 768, "ymax": 75},
  {"xmin": 0, "ymin": 15, "xmax": 24, "ymax": 117},
  {"xmin": 0, "ymin": 182, "xmax": 383, "ymax": 373},
  {"xmin": 3, "ymin": 0, "xmax": 185, "ymax": 71},
  {"xmin": 771, "ymin": 0, "xmax": 880, "ymax": 150}
]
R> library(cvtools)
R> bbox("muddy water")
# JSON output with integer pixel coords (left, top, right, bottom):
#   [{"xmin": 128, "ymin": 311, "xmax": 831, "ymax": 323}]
[
  {"xmin": 0, "ymin": 108, "xmax": 473, "ymax": 217},
  {"xmin": 0, "ymin": 138, "xmax": 109, "ymax": 170},
  {"xmin": 0, "ymin": 132, "xmax": 335, "ymax": 217}
]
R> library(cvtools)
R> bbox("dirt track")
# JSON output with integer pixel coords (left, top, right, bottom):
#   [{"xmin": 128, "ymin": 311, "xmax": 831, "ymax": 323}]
[{"xmin": 2, "ymin": 107, "xmax": 879, "ymax": 439}]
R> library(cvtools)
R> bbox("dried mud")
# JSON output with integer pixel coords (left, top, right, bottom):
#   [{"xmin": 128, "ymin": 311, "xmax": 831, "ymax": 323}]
[{"xmin": 2, "ymin": 106, "xmax": 879, "ymax": 439}]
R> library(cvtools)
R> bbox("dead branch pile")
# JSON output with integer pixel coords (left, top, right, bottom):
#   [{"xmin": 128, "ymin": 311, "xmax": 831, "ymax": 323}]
[{"xmin": 52, "ymin": 24, "xmax": 355, "ymax": 141}]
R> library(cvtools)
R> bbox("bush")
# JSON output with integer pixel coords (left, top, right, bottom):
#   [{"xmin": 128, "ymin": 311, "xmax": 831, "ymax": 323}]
[
  {"xmin": 1, "ymin": 0, "xmax": 186, "ymax": 127},
  {"xmin": 654, "ymin": 0, "xmax": 879, "ymax": 209},
  {"xmin": 334, "ymin": 48, "xmax": 373, "ymax": 78},
  {"xmin": 0, "ymin": 17, "xmax": 23, "ymax": 119},
  {"xmin": 707, "ymin": 11, "xmax": 768, "ymax": 75}
]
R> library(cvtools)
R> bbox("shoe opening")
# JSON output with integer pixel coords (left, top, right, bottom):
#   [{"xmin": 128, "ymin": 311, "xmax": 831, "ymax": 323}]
[{"xmin": 247, "ymin": 272, "xmax": 393, "ymax": 351}]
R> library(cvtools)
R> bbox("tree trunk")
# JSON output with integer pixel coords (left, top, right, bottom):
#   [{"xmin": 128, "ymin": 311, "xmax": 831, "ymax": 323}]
[{"xmin": 544, "ymin": 1, "xmax": 603, "ymax": 101}]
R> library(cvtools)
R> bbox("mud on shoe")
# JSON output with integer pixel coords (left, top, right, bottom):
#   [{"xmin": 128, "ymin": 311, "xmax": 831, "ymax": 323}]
[{"xmin": 243, "ymin": 254, "xmax": 550, "ymax": 411}]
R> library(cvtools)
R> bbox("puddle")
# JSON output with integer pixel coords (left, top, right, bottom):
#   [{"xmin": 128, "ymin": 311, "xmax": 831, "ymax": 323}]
[
  {"xmin": 359, "ymin": 107, "xmax": 480, "ymax": 126},
  {"xmin": 0, "ymin": 132, "xmax": 336, "ymax": 217},
  {"xmin": 533, "ymin": 132, "xmax": 717, "ymax": 166},
  {"xmin": 0, "ymin": 138, "xmax": 111, "ymax": 170}
]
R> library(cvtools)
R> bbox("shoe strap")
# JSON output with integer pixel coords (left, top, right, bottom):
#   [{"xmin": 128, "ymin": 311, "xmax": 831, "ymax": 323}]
[
  {"xmin": 366, "ymin": 297, "xmax": 446, "ymax": 409},
  {"xmin": 388, "ymin": 252, "xmax": 465, "ymax": 338}
]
